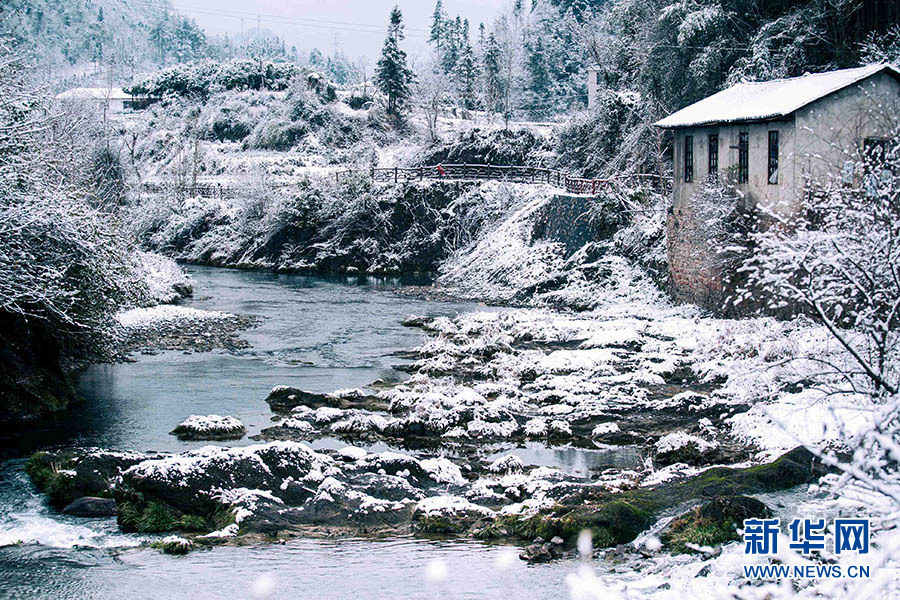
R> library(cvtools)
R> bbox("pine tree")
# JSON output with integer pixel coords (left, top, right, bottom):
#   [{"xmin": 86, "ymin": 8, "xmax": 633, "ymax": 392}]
[
  {"xmin": 429, "ymin": 0, "xmax": 446, "ymax": 50},
  {"xmin": 453, "ymin": 38, "xmax": 479, "ymax": 112},
  {"xmin": 439, "ymin": 16, "xmax": 461, "ymax": 74},
  {"xmin": 375, "ymin": 6, "xmax": 414, "ymax": 116},
  {"xmin": 525, "ymin": 37, "xmax": 550, "ymax": 115},
  {"xmin": 481, "ymin": 31, "xmax": 503, "ymax": 113}
]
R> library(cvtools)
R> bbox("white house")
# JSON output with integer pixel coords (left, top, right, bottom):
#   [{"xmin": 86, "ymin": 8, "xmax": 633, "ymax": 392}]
[
  {"xmin": 653, "ymin": 63, "xmax": 900, "ymax": 305},
  {"xmin": 55, "ymin": 87, "xmax": 151, "ymax": 112}
]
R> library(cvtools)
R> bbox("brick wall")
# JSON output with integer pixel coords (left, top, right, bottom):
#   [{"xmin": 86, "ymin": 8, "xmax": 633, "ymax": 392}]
[{"xmin": 666, "ymin": 202, "xmax": 725, "ymax": 308}]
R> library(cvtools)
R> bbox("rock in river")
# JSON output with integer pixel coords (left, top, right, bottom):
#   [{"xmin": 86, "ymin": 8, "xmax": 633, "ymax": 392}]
[
  {"xmin": 170, "ymin": 414, "xmax": 246, "ymax": 441},
  {"xmin": 62, "ymin": 496, "xmax": 118, "ymax": 517}
]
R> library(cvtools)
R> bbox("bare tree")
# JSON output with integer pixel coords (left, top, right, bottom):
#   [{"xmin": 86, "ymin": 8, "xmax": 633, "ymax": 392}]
[{"xmin": 415, "ymin": 61, "xmax": 452, "ymax": 142}]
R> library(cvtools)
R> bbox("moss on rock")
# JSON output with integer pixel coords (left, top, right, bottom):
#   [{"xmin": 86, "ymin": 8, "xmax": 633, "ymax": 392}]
[
  {"xmin": 150, "ymin": 536, "xmax": 194, "ymax": 555},
  {"xmin": 24, "ymin": 452, "xmax": 81, "ymax": 508},
  {"xmin": 487, "ymin": 500, "xmax": 653, "ymax": 549},
  {"xmin": 662, "ymin": 495, "xmax": 772, "ymax": 554},
  {"xmin": 117, "ymin": 495, "xmax": 211, "ymax": 534}
]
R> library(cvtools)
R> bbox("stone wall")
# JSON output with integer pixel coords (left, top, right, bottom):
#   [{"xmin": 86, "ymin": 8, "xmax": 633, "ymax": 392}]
[{"xmin": 666, "ymin": 202, "xmax": 725, "ymax": 308}]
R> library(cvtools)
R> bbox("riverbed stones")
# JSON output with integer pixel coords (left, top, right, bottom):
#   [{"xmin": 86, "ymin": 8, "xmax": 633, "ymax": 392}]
[
  {"xmin": 170, "ymin": 415, "xmax": 246, "ymax": 441},
  {"xmin": 26, "ymin": 444, "xmax": 826, "ymax": 555},
  {"xmin": 265, "ymin": 386, "xmax": 386, "ymax": 414},
  {"xmin": 116, "ymin": 308, "xmax": 255, "ymax": 355}
]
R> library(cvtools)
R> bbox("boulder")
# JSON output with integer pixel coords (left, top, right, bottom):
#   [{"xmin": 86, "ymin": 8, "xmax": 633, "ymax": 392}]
[
  {"xmin": 169, "ymin": 414, "xmax": 246, "ymax": 441},
  {"xmin": 266, "ymin": 387, "xmax": 340, "ymax": 413},
  {"xmin": 62, "ymin": 496, "xmax": 117, "ymax": 517},
  {"xmin": 25, "ymin": 449, "xmax": 149, "ymax": 509},
  {"xmin": 662, "ymin": 495, "xmax": 772, "ymax": 554}
]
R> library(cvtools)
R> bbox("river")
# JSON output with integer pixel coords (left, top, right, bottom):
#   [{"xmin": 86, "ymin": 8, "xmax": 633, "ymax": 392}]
[{"xmin": 0, "ymin": 266, "xmax": 630, "ymax": 599}]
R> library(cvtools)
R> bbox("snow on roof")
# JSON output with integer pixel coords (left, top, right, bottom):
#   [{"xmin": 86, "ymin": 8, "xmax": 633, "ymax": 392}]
[
  {"xmin": 55, "ymin": 87, "xmax": 142, "ymax": 100},
  {"xmin": 654, "ymin": 64, "xmax": 900, "ymax": 128}
]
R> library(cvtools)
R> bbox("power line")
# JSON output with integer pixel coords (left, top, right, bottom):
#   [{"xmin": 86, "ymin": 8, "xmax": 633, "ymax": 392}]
[{"xmin": 120, "ymin": 0, "xmax": 429, "ymax": 38}]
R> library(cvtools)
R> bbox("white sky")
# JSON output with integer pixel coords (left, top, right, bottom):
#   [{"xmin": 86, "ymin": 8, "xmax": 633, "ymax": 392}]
[{"xmin": 169, "ymin": 0, "xmax": 509, "ymax": 62}]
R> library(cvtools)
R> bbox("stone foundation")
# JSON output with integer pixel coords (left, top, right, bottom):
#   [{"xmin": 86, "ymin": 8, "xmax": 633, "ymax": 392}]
[{"xmin": 666, "ymin": 203, "xmax": 725, "ymax": 309}]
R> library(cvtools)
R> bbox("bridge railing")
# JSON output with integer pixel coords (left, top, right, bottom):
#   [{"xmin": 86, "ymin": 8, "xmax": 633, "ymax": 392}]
[
  {"xmin": 139, "ymin": 165, "xmax": 671, "ymax": 199},
  {"xmin": 364, "ymin": 164, "xmax": 670, "ymax": 195}
]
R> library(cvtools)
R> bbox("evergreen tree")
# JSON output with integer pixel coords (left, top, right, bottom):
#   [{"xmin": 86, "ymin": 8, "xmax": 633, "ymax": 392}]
[
  {"xmin": 375, "ymin": 6, "xmax": 414, "ymax": 116},
  {"xmin": 429, "ymin": 0, "xmax": 446, "ymax": 50},
  {"xmin": 525, "ymin": 36, "xmax": 551, "ymax": 114},
  {"xmin": 481, "ymin": 31, "xmax": 503, "ymax": 113},
  {"xmin": 453, "ymin": 37, "xmax": 479, "ymax": 111}
]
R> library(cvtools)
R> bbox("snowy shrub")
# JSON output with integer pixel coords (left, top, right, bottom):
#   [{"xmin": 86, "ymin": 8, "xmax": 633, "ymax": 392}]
[
  {"xmin": 555, "ymin": 92, "xmax": 664, "ymax": 178},
  {"xmin": 243, "ymin": 82, "xmax": 361, "ymax": 152},
  {"xmin": 127, "ymin": 60, "xmax": 302, "ymax": 99},
  {"xmin": 740, "ymin": 133, "xmax": 900, "ymax": 397},
  {"xmin": 195, "ymin": 91, "xmax": 280, "ymax": 142},
  {"xmin": 421, "ymin": 127, "xmax": 552, "ymax": 167}
]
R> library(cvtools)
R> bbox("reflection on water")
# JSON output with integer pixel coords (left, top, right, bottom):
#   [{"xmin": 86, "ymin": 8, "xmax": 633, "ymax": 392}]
[
  {"xmin": 1, "ymin": 537, "xmax": 567, "ymax": 600},
  {"xmin": 1, "ymin": 267, "xmax": 485, "ymax": 456},
  {"xmin": 0, "ymin": 266, "xmax": 624, "ymax": 598},
  {"xmin": 486, "ymin": 442, "xmax": 643, "ymax": 476}
]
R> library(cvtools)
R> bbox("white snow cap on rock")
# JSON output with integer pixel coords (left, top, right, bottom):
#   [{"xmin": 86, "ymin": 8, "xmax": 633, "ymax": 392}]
[
  {"xmin": 175, "ymin": 414, "xmax": 243, "ymax": 432},
  {"xmin": 655, "ymin": 431, "xmax": 718, "ymax": 454},
  {"xmin": 487, "ymin": 454, "xmax": 525, "ymax": 474}
]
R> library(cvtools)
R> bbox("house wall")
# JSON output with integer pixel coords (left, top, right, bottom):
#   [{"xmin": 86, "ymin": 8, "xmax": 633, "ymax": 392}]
[
  {"xmin": 668, "ymin": 120, "xmax": 796, "ymax": 305},
  {"xmin": 794, "ymin": 71, "xmax": 900, "ymax": 190},
  {"xmin": 666, "ymin": 72, "xmax": 900, "ymax": 310},
  {"xmin": 671, "ymin": 121, "xmax": 797, "ymax": 214}
]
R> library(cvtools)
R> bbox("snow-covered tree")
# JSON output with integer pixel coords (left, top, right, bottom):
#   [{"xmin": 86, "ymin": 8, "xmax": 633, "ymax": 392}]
[
  {"xmin": 739, "ymin": 134, "xmax": 900, "ymax": 398},
  {"xmin": 375, "ymin": 6, "xmax": 414, "ymax": 116},
  {"xmin": 416, "ymin": 61, "xmax": 453, "ymax": 141}
]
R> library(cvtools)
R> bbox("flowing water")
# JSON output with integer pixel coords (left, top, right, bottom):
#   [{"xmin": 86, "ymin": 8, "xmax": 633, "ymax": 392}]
[{"xmin": 0, "ymin": 266, "xmax": 635, "ymax": 599}]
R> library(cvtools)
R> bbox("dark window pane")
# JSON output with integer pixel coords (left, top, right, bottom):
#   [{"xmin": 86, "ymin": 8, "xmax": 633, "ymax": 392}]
[
  {"xmin": 767, "ymin": 130, "xmax": 779, "ymax": 185},
  {"xmin": 738, "ymin": 132, "xmax": 749, "ymax": 184},
  {"xmin": 684, "ymin": 135, "xmax": 693, "ymax": 183},
  {"xmin": 708, "ymin": 134, "xmax": 718, "ymax": 181}
]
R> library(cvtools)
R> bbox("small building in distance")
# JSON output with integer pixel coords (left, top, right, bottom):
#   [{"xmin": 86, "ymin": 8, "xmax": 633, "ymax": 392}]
[
  {"xmin": 55, "ymin": 87, "xmax": 152, "ymax": 112},
  {"xmin": 653, "ymin": 63, "xmax": 900, "ymax": 306}
]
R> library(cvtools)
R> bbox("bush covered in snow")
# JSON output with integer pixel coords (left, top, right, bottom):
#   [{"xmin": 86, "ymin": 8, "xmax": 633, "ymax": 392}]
[
  {"xmin": 421, "ymin": 127, "xmax": 553, "ymax": 167},
  {"xmin": 127, "ymin": 59, "xmax": 303, "ymax": 99},
  {"xmin": 555, "ymin": 91, "xmax": 665, "ymax": 179},
  {"xmin": 243, "ymin": 82, "xmax": 362, "ymax": 152},
  {"xmin": 0, "ymin": 43, "xmax": 192, "ymax": 423}
]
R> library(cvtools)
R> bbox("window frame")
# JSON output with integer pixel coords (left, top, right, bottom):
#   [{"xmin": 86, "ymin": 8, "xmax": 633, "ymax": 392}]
[
  {"xmin": 767, "ymin": 130, "xmax": 779, "ymax": 185},
  {"xmin": 684, "ymin": 134, "xmax": 694, "ymax": 183},
  {"xmin": 708, "ymin": 133, "xmax": 718, "ymax": 181},
  {"xmin": 738, "ymin": 131, "xmax": 749, "ymax": 184}
]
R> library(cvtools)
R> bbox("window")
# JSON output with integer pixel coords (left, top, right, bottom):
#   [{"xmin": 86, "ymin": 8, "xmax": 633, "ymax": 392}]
[
  {"xmin": 708, "ymin": 134, "xmax": 718, "ymax": 181},
  {"xmin": 738, "ymin": 132, "xmax": 749, "ymax": 184},
  {"xmin": 684, "ymin": 135, "xmax": 694, "ymax": 183},
  {"xmin": 767, "ymin": 131, "xmax": 779, "ymax": 185},
  {"xmin": 864, "ymin": 137, "xmax": 889, "ymax": 172}
]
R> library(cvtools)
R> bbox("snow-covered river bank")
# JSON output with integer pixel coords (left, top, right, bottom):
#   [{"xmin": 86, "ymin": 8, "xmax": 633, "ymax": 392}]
[
  {"xmin": 0, "ymin": 266, "xmax": 619, "ymax": 598},
  {"xmin": 0, "ymin": 265, "xmax": 881, "ymax": 599}
]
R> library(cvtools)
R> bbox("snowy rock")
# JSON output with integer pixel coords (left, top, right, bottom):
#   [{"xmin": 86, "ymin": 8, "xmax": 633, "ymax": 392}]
[
  {"xmin": 61, "ymin": 497, "xmax": 117, "ymax": 518},
  {"xmin": 170, "ymin": 415, "xmax": 246, "ymax": 441},
  {"xmin": 486, "ymin": 454, "xmax": 525, "ymax": 474}
]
